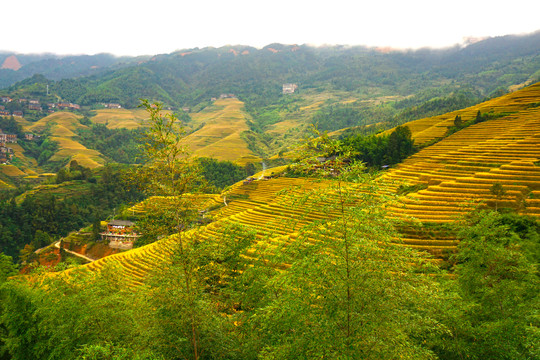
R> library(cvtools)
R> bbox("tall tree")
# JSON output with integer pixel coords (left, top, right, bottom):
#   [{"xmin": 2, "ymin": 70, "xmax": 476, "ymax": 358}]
[
  {"xmin": 256, "ymin": 131, "xmax": 439, "ymax": 358},
  {"xmin": 130, "ymin": 100, "xmax": 209, "ymax": 359},
  {"xmin": 130, "ymin": 100, "xmax": 206, "ymax": 243}
]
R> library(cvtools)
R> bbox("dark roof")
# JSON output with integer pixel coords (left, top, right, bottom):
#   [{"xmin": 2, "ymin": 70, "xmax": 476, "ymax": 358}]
[{"xmin": 108, "ymin": 220, "xmax": 134, "ymax": 226}]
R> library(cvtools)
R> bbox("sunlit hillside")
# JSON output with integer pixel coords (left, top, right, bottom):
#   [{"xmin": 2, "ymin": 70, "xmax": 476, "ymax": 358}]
[
  {"xmin": 387, "ymin": 82, "xmax": 540, "ymax": 145},
  {"xmin": 26, "ymin": 112, "xmax": 105, "ymax": 169},
  {"xmin": 45, "ymin": 82, "xmax": 540, "ymax": 286},
  {"xmin": 380, "ymin": 82, "xmax": 540, "ymax": 255},
  {"xmin": 90, "ymin": 108, "xmax": 151, "ymax": 129},
  {"xmin": 185, "ymin": 98, "xmax": 261, "ymax": 166}
]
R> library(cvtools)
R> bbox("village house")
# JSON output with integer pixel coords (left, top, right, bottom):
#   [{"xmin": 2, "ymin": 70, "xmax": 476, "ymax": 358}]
[
  {"xmin": 1, "ymin": 96, "xmax": 12, "ymax": 103},
  {"xmin": 100, "ymin": 220, "xmax": 140, "ymax": 250},
  {"xmin": 0, "ymin": 143, "xmax": 13, "ymax": 163},
  {"xmin": 0, "ymin": 133, "xmax": 17, "ymax": 143},
  {"xmin": 29, "ymin": 99, "xmax": 40, "ymax": 105},
  {"xmin": 24, "ymin": 133, "xmax": 40, "ymax": 141},
  {"xmin": 28, "ymin": 104, "xmax": 42, "ymax": 111},
  {"xmin": 56, "ymin": 102, "xmax": 71, "ymax": 109},
  {"xmin": 0, "ymin": 110, "xmax": 10, "ymax": 117},
  {"xmin": 18, "ymin": 98, "xmax": 27, "ymax": 103},
  {"xmin": 12, "ymin": 111, "xmax": 23, "ymax": 117},
  {"xmin": 282, "ymin": 83, "xmax": 298, "ymax": 94},
  {"xmin": 103, "ymin": 103, "xmax": 122, "ymax": 109},
  {"xmin": 56, "ymin": 102, "xmax": 80, "ymax": 110}
]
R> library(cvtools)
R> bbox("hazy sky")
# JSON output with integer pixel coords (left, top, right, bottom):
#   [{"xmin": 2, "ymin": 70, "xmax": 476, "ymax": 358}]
[{"xmin": 2, "ymin": 0, "xmax": 539, "ymax": 56}]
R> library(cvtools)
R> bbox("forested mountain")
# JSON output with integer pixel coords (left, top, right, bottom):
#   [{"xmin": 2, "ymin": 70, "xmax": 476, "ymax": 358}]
[
  {"xmin": 50, "ymin": 32, "xmax": 540, "ymax": 108},
  {"xmin": 2, "ymin": 32, "xmax": 539, "ymax": 108},
  {"xmin": 0, "ymin": 53, "xmax": 141, "ymax": 88}
]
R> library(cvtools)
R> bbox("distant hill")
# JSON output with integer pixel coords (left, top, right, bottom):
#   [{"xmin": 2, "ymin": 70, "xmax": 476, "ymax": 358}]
[
  {"xmin": 1, "ymin": 55, "xmax": 22, "ymax": 71},
  {"xmin": 0, "ymin": 52, "xmax": 139, "ymax": 88}
]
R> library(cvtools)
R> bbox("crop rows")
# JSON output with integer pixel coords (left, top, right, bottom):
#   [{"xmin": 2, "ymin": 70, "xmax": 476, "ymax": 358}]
[
  {"xmin": 379, "ymin": 85, "xmax": 540, "ymax": 255},
  {"xmin": 53, "ymin": 83, "xmax": 540, "ymax": 282}
]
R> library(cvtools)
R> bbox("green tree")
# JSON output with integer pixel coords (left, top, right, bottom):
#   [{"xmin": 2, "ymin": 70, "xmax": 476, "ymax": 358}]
[
  {"xmin": 490, "ymin": 182, "xmax": 507, "ymax": 211},
  {"xmin": 454, "ymin": 114, "xmax": 463, "ymax": 128},
  {"xmin": 0, "ymin": 265, "xmax": 150, "ymax": 360},
  {"xmin": 258, "ymin": 132, "xmax": 439, "ymax": 358},
  {"xmin": 129, "ymin": 100, "xmax": 209, "ymax": 359},
  {"xmin": 473, "ymin": 110, "xmax": 485, "ymax": 124},
  {"xmin": 442, "ymin": 211, "xmax": 540, "ymax": 360},
  {"xmin": 130, "ymin": 100, "xmax": 206, "ymax": 243},
  {"xmin": 385, "ymin": 125, "xmax": 414, "ymax": 164},
  {"xmin": 141, "ymin": 225, "xmax": 252, "ymax": 360},
  {"xmin": 0, "ymin": 253, "xmax": 17, "ymax": 283}
]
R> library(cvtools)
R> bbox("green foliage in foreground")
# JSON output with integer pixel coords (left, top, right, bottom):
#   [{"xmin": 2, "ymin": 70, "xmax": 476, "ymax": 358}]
[{"xmin": 0, "ymin": 207, "xmax": 538, "ymax": 359}]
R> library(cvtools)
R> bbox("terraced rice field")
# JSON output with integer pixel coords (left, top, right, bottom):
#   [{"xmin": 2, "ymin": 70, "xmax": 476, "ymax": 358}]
[
  {"xmin": 391, "ymin": 82, "xmax": 540, "ymax": 145},
  {"xmin": 380, "ymin": 83, "xmax": 540, "ymax": 255},
  {"xmin": 56, "ymin": 177, "xmax": 335, "ymax": 284},
  {"xmin": 186, "ymin": 98, "xmax": 259, "ymax": 165},
  {"xmin": 53, "ymin": 82, "xmax": 540, "ymax": 285},
  {"xmin": 90, "ymin": 108, "xmax": 153, "ymax": 129},
  {"xmin": 26, "ymin": 112, "xmax": 106, "ymax": 169}
]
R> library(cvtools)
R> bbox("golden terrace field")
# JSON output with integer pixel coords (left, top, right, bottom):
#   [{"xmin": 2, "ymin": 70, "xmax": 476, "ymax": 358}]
[
  {"xmin": 90, "ymin": 108, "xmax": 153, "ymax": 129},
  {"xmin": 385, "ymin": 82, "xmax": 540, "ymax": 145},
  {"xmin": 26, "ymin": 112, "xmax": 105, "ymax": 169},
  {"xmin": 51, "ymin": 83, "xmax": 540, "ymax": 285},
  {"xmin": 381, "ymin": 82, "xmax": 540, "ymax": 254},
  {"xmin": 185, "ymin": 98, "xmax": 260, "ymax": 165}
]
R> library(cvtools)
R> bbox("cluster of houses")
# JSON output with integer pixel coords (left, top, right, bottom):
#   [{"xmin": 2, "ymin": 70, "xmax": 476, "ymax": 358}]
[
  {"xmin": 0, "ymin": 143, "xmax": 14, "ymax": 164},
  {"xmin": 0, "ymin": 96, "xmax": 81, "ymax": 117},
  {"xmin": 210, "ymin": 93, "xmax": 237, "ymax": 101},
  {"xmin": 0, "ymin": 105, "xmax": 23, "ymax": 118},
  {"xmin": 0, "ymin": 131, "xmax": 40, "ymax": 164},
  {"xmin": 101, "ymin": 103, "xmax": 122, "ymax": 109},
  {"xmin": 0, "ymin": 129, "xmax": 17, "ymax": 164}
]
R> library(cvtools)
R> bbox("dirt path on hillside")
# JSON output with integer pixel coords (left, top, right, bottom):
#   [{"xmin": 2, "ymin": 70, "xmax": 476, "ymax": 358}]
[{"xmin": 54, "ymin": 241, "xmax": 95, "ymax": 262}]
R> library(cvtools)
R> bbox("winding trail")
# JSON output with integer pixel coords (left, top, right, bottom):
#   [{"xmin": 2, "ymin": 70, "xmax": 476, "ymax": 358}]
[{"xmin": 54, "ymin": 241, "xmax": 95, "ymax": 262}]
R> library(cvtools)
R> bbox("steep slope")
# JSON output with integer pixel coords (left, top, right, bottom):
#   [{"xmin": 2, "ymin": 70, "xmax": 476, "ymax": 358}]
[
  {"xmin": 379, "ymin": 83, "xmax": 540, "ymax": 255},
  {"xmin": 41, "ymin": 82, "xmax": 540, "ymax": 285},
  {"xmin": 27, "ymin": 112, "xmax": 105, "ymax": 168},
  {"xmin": 391, "ymin": 82, "xmax": 540, "ymax": 145},
  {"xmin": 184, "ymin": 98, "xmax": 262, "ymax": 165}
]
